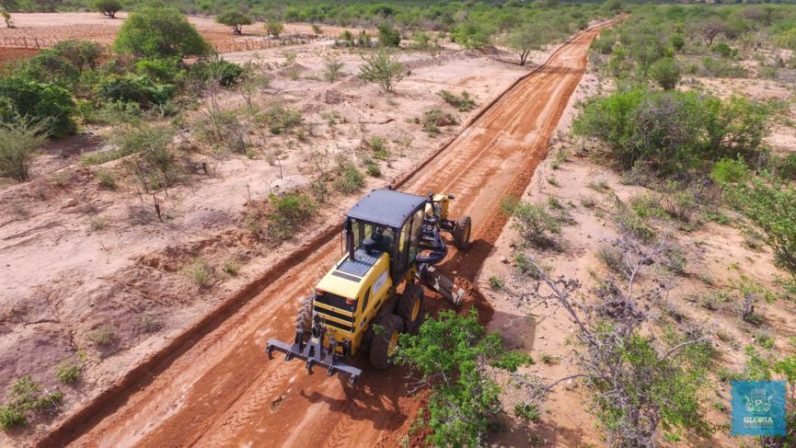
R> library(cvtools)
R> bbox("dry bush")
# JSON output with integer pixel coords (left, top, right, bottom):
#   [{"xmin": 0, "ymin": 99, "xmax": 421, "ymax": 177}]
[
  {"xmin": 0, "ymin": 120, "xmax": 48, "ymax": 182},
  {"xmin": 527, "ymin": 245, "xmax": 713, "ymax": 447}
]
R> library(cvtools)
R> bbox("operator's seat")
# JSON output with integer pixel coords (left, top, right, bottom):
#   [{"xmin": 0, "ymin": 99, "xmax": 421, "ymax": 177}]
[{"xmin": 363, "ymin": 227, "xmax": 392, "ymax": 254}]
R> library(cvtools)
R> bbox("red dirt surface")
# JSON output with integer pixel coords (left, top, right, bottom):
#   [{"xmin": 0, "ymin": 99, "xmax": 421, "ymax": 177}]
[
  {"xmin": 0, "ymin": 47, "xmax": 37, "ymax": 65},
  {"xmin": 38, "ymin": 25, "xmax": 604, "ymax": 448}
]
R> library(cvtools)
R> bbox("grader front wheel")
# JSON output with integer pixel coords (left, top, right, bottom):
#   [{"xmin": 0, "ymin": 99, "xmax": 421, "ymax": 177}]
[
  {"xmin": 370, "ymin": 314, "xmax": 403, "ymax": 370},
  {"xmin": 295, "ymin": 296, "xmax": 313, "ymax": 333},
  {"xmin": 397, "ymin": 283, "xmax": 424, "ymax": 334},
  {"xmin": 453, "ymin": 215, "xmax": 472, "ymax": 250}
]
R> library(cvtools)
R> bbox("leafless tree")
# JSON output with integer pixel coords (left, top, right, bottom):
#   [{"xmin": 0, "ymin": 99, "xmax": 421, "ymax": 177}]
[
  {"xmin": 518, "ymin": 239, "xmax": 710, "ymax": 447},
  {"xmin": 697, "ymin": 17, "xmax": 727, "ymax": 46}
]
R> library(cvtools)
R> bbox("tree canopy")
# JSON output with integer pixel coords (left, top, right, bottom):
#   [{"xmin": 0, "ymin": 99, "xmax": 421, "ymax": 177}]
[
  {"xmin": 93, "ymin": 0, "xmax": 122, "ymax": 19},
  {"xmin": 216, "ymin": 10, "xmax": 252, "ymax": 35},
  {"xmin": 114, "ymin": 7, "xmax": 211, "ymax": 59}
]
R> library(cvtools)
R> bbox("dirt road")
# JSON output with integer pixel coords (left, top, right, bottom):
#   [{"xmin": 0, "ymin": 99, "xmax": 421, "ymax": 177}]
[{"xmin": 41, "ymin": 26, "xmax": 601, "ymax": 448}]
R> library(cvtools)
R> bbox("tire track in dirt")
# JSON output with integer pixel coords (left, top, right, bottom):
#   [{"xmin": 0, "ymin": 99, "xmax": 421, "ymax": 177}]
[{"xmin": 39, "ymin": 24, "xmax": 606, "ymax": 448}]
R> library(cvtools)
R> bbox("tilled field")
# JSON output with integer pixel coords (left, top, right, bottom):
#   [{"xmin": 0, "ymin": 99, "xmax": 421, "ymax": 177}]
[
  {"xmin": 31, "ymin": 25, "xmax": 606, "ymax": 448},
  {"xmin": 0, "ymin": 13, "xmax": 358, "ymax": 55}
]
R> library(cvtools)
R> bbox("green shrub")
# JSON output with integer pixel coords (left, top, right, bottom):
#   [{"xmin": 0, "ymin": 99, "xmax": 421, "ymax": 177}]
[
  {"xmin": 711, "ymin": 42, "xmax": 737, "ymax": 58},
  {"xmin": 451, "ymin": 22, "xmax": 492, "ymax": 49},
  {"xmin": 671, "ymin": 34, "xmax": 685, "ymax": 52},
  {"xmin": 629, "ymin": 194, "xmax": 666, "ymax": 219},
  {"xmin": 377, "ymin": 22, "xmax": 401, "ymax": 47},
  {"xmin": 116, "ymin": 125, "xmax": 179, "ymax": 190},
  {"xmin": 771, "ymin": 154, "xmax": 796, "ymax": 181},
  {"xmin": 501, "ymin": 198, "xmax": 561, "ymax": 248},
  {"xmin": 114, "ymin": 7, "xmax": 211, "ymax": 58},
  {"xmin": 0, "ymin": 405, "xmax": 26, "ymax": 430},
  {"xmin": 51, "ymin": 40, "xmax": 102, "ymax": 72},
  {"xmin": 195, "ymin": 109, "xmax": 247, "ymax": 153},
  {"xmin": 19, "ymin": 49, "xmax": 81, "ymax": 88},
  {"xmin": 421, "ymin": 108, "xmax": 457, "ymax": 135},
  {"xmin": 514, "ymin": 402, "xmax": 541, "ymax": 422},
  {"xmin": 56, "ymin": 363, "xmax": 81, "ymax": 384},
  {"xmin": 323, "ymin": 57, "xmax": 344, "ymax": 82},
  {"xmin": 0, "ymin": 77, "xmax": 75, "ymax": 138},
  {"xmin": 265, "ymin": 20, "xmax": 284, "ymax": 38},
  {"xmin": 411, "ymin": 31, "xmax": 432, "ymax": 49},
  {"xmin": 729, "ymin": 178, "xmax": 796, "ymax": 274},
  {"xmin": 397, "ymin": 310, "xmax": 531, "ymax": 447},
  {"xmin": 699, "ymin": 56, "xmax": 747, "ymax": 78},
  {"xmin": 216, "ymin": 9, "xmax": 252, "ymax": 35},
  {"xmin": 333, "ymin": 163, "xmax": 364, "ymax": 194},
  {"xmin": 95, "ymin": 169, "xmax": 117, "ymax": 189},
  {"xmin": 135, "ymin": 57, "xmax": 183, "ymax": 84},
  {"xmin": 365, "ymin": 161, "xmax": 381, "ymax": 177},
  {"xmin": 593, "ymin": 31, "xmax": 615, "ymax": 55},
  {"xmin": 358, "ymin": 49, "xmax": 405, "ymax": 93},
  {"xmin": 93, "ymin": 0, "xmax": 122, "ymax": 18},
  {"xmin": 262, "ymin": 105, "xmax": 302, "ymax": 134},
  {"xmin": 488, "ymin": 275, "xmax": 504, "ymax": 289},
  {"xmin": 616, "ymin": 210, "xmax": 656, "ymax": 242},
  {"xmin": 222, "ymin": 260, "xmax": 240, "ymax": 276},
  {"xmin": 649, "ymin": 57, "xmax": 680, "ymax": 90},
  {"xmin": 78, "ymin": 100, "xmax": 142, "ymax": 126},
  {"xmin": 97, "ymin": 74, "xmax": 175, "ymax": 108},
  {"xmin": 598, "ymin": 245, "xmax": 625, "ymax": 273},
  {"xmin": 336, "ymin": 30, "xmax": 355, "ymax": 47},
  {"xmin": 189, "ymin": 59, "xmax": 244, "ymax": 87},
  {"xmin": 186, "ymin": 259, "xmax": 213, "ymax": 288},
  {"xmin": 88, "ymin": 325, "xmax": 116, "ymax": 346},
  {"xmin": 573, "ymin": 88, "xmax": 769, "ymax": 176},
  {"xmin": 357, "ymin": 30, "xmax": 373, "ymax": 48},
  {"xmin": 710, "ymin": 157, "xmax": 749, "ymax": 185},
  {"xmin": 0, "ymin": 375, "xmax": 66, "ymax": 431},
  {"xmin": 439, "ymin": 90, "xmax": 476, "ymax": 112},
  {"xmin": 266, "ymin": 192, "xmax": 317, "ymax": 241},
  {"xmin": 0, "ymin": 120, "xmax": 47, "ymax": 182}
]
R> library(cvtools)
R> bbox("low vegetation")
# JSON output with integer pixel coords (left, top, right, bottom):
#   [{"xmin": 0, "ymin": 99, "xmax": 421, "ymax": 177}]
[
  {"xmin": 438, "ymin": 90, "xmax": 476, "ymax": 112},
  {"xmin": 358, "ymin": 50, "xmax": 405, "ymax": 93},
  {"xmin": 0, "ymin": 120, "xmax": 48, "ymax": 182},
  {"xmin": 397, "ymin": 310, "xmax": 532, "ymax": 447},
  {"xmin": 0, "ymin": 376, "xmax": 63, "ymax": 431}
]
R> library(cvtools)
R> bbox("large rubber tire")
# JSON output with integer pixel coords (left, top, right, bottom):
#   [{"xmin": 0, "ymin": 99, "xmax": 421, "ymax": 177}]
[
  {"xmin": 397, "ymin": 284, "xmax": 424, "ymax": 334},
  {"xmin": 369, "ymin": 314, "xmax": 403, "ymax": 370},
  {"xmin": 453, "ymin": 215, "xmax": 472, "ymax": 250},
  {"xmin": 295, "ymin": 296, "xmax": 313, "ymax": 333}
]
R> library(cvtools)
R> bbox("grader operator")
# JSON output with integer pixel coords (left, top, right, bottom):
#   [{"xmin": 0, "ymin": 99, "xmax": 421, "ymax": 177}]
[{"xmin": 266, "ymin": 188, "xmax": 471, "ymax": 384}]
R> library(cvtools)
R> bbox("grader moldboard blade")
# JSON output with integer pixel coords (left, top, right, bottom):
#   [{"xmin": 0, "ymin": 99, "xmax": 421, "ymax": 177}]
[
  {"xmin": 418, "ymin": 265, "xmax": 465, "ymax": 306},
  {"xmin": 266, "ymin": 331, "xmax": 362, "ymax": 385}
]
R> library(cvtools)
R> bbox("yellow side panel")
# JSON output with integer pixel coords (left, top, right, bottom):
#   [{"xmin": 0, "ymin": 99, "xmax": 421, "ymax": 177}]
[{"xmin": 313, "ymin": 252, "xmax": 393, "ymax": 355}]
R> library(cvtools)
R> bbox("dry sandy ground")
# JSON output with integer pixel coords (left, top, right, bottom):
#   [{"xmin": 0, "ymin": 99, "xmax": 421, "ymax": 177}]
[
  {"xmin": 0, "ymin": 33, "xmax": 554, "ymax": 445},
  {"xmin": 478, "ymin": 57, "xmax": 796, "ymax": 447}
]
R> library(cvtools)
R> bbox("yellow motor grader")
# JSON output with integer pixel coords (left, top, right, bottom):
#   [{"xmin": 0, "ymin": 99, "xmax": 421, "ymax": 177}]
[{"xmin": 266, "ymin": 188, "xmax": 471, "ymax": 384}]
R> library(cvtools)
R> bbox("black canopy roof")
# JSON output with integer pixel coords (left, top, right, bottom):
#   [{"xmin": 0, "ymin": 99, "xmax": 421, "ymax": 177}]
[{"xmin": 346, "ymin": 189, "xmax": 427, "ymax": 228}]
